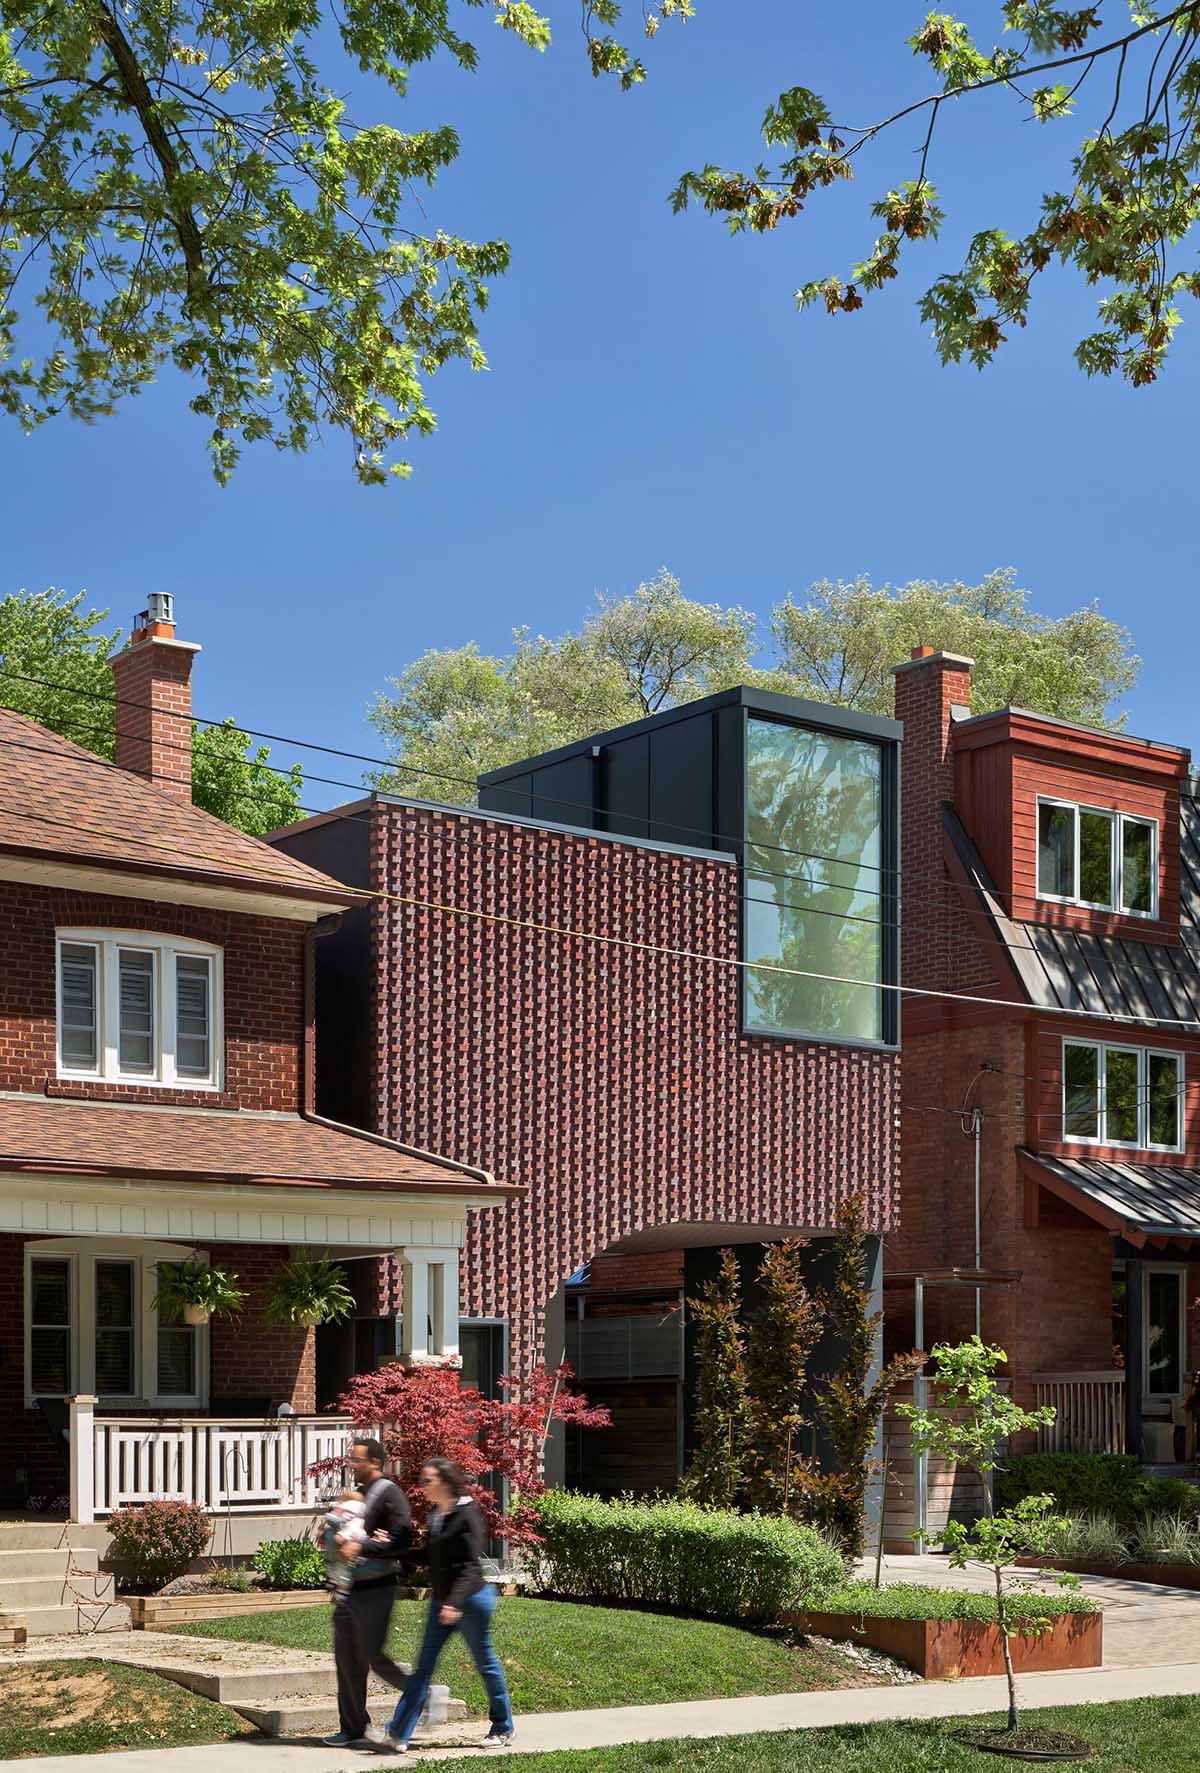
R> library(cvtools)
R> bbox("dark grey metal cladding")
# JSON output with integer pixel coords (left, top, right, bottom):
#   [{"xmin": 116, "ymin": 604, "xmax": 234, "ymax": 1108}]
[{"xmin": 1024, "ymin": 1149, "xmax": 1200, "ymax": 1237}]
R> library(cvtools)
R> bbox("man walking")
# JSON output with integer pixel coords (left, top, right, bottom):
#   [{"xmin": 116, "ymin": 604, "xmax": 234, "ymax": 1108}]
[{"xmin": 324, "ymin": 1437, "xmax": 413, "ymax": 1748}]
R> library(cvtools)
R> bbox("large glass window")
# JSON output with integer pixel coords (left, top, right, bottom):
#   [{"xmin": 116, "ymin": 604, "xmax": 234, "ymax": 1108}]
[
  {"xmin": 1037, "ymin": 799, "xmax": 1158, "ymax": 916},
  {"xmin": 155, "ymin": 1264, "xmax": 197, "ymax": 1398},
  {"xmin": 1147, "ymin": 1269, "xmax": 1184, "ymax": 1396},
  {"xmin": 95, "ymin": 1259, "xmax": 136, "ymax": 1395},
  {"xmin": 59, "ymin": 944, "xmax": 98, "ymax": 1070},
  {"xmin": 1062, "ymin": 1040, "xmax": 1182, "ymax": 1149},
  {"xmin": 118, "ymin": 950, "xmax": 155, "ymax": 1074},
  {"xmin": 744, "ymin": 717, "xmax": 888, "ymax": 1042},
  {"xmin": 55, "ymin": 932, "xmax": 222, "ymax": 1087},
  {"xmin": 175, "ymin": 956, "xmax": 211, "ymax": 1079},
  {"xmin": 30, "ymin": 1259, "xmax": 71, "ymax": 1396}
]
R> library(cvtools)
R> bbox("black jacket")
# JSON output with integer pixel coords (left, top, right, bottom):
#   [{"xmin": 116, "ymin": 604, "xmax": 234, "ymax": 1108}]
[
  {"xmin": 351, "ymin": 1476, "xmax": 414, "ymax": 1588},
  {"xmin": 419, "ymin": 1497, "xmax": 489, "ymax": 1610}
]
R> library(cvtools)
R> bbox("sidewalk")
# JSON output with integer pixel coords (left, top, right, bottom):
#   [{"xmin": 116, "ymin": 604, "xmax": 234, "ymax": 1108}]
[{"xmin": 5, "ymin": 1661, "xmax": 1200, "ymax": 1772}]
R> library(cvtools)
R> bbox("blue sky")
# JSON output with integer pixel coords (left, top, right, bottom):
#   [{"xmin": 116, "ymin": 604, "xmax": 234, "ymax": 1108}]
[{"xmin": 4, "ymin": 2, "xmax": 1195, "ymax": 803}]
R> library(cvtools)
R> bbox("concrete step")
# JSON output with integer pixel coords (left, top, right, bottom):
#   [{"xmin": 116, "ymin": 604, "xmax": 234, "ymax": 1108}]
[
  {"xmin": 0, "ymin": 1547, "xmax": 99, "ymax": 1579},
  {"xmin": 0, "ymin": 1522, "xmax": 73, "ymax": 1551},
  {"xmin": 1, "ymin": 1600, "xmax": 131, "ymax": 1635},
  {"xmin": 0, "ymin": 1571, "xmax": 116, "ymax": 1609},
  {"xmin": 232, "ymin": 1686, "xmax": 468, "ymax": 1740}
]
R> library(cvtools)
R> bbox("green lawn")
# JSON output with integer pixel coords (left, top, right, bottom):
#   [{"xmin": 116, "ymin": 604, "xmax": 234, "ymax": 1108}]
[
  {"xmin": 171, "ymin": 1597, "xmax": 873, "ymax": 1715},
  {"xmin": 426, "ymin": 1697, "xmax": 1200, "ymax": 1771},
  {"xmin": 0, "ymin": 1660, "xmax": 250, "ymax": 1759}
]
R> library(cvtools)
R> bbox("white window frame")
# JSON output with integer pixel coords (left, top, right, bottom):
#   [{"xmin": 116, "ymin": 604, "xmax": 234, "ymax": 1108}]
[
  {"xmin": 1061, "ymin": 1038, "xmax": 1183, "ymax": 1153},
  {"xmin": 1036, "ymin": 797, "xmax": 1158, "ymax": 919},
  {"xmin": 55, "ymin": 930, "xmax": 223, "ymax": 1090},
  {"xmin": 1144, "ymin": 1264, "xmax": 1188, "ymax": 1401},
  {"xmin": 24, "ymin": 1238, "xmax": 209, "ymax": 1409}
]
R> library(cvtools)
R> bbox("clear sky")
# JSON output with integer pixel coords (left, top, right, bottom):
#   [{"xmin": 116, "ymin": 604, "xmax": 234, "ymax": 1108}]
[{"xmin": 4, "ymin": 2, "xmax": 1196, "ymax": 804}]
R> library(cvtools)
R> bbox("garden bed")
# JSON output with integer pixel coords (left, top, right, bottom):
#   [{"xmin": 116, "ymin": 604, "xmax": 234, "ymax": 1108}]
[
  {"xmin": 785, "ymin": 1586, "xmax": 1101, "ymax": 1679},
  {"xmin": 1017, "ymin": 1555, "xmax": 1200, "ymax": 1590},
  {"xmin": 127, "ymin": 1589, "xmax": 327, "ymax": 1628}
]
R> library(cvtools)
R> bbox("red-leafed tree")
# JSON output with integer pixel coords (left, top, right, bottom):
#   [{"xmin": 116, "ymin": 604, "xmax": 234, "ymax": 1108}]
[{"xmin": 316, "ymin": 1361, "xmax": 610, "ymax": 1546}]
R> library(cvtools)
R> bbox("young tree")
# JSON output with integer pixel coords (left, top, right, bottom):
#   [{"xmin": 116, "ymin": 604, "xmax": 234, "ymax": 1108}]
[
  {"xmin": 672, "ymin": 6, "xmax": 1200, "ymax": 387},
  {"xmin": 0, "ymin": 588, "xmax": 303, "ymax": 834},
  {"xmin": 742, "ymin": 1240, "xmax": 822, "ymax": 1516},
  {"xmin": 681, "ymin": 1248, "xmax": 748, "ymax": 1510},
  {"xmin": 898, "ymin": 1338, "xmax": 1076, "ymax": 1738},
  {"xmin": 817, "ymin": 1195, "xmax": 924, "ymax": 1558},
  {"xmin": 0, "ymin": 0, "xmax": 686, "ymax": 483},
  {"xmin": 325, "ymin": 1359, "xmax": 610, "ymax": 1545}
]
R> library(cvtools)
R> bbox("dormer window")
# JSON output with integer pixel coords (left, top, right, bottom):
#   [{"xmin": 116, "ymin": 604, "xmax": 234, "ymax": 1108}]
[
  {"xmin": 56, "ymin": 931, "xmax": 223, "ymax": 1089},
  {"xmin": 1037, "ymin": 798, "xmax": 1157, "ymax": 917}
]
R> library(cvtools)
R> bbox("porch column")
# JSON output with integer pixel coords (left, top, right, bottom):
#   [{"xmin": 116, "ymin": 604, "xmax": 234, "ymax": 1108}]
[
  {"xmin": 68, "ymin": 1395, "xmax": 96, "ymax": 1526},
  {"xmin": 397, "ymin": 1248, "xmax": 461, "ymax": 1365},
  {"xmin": 1124, "ymin": 1259, "xmax": 1145, "ymax": 1460},
  {"xmin": 863, "ymin": 1236, "xmax": 884, "ymax": 1541}
]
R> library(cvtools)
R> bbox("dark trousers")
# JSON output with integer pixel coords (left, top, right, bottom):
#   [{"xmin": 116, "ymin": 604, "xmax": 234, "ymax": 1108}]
[{"xmin": 333, "ymin": 1580, "xmax": 408, "ymax": 1739}]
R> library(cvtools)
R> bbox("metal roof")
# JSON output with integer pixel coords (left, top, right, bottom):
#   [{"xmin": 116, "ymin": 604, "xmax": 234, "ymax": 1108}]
[
  {"xmin": 942, "ymin": 796, "xmax": 1200, "ymax": 1029},
  {"xmin": 1019, "ymin": 1149, "xmax": 1200, "ymax": 1242}
]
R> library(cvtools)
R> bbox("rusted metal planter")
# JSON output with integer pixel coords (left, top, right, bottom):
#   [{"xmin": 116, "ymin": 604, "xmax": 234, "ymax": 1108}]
[
  {"xmin": 786, "ymin": 1607, "xmax": 1102, "ymax": 1678},
  {"xmin": 1017, "ymin": 1555, "xmax": 1200, "ymax": 1590}
]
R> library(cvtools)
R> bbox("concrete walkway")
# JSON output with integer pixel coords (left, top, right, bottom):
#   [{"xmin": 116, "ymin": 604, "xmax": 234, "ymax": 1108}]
[{"xmin": 3, "ymin": 1660, "xmax": 1200, "ymax": 1771}]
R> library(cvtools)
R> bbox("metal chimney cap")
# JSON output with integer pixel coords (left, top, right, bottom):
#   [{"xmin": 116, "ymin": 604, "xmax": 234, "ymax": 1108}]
[{"xmin": 146, "ymin": 592, "xmax": 174, "ymax": 624}]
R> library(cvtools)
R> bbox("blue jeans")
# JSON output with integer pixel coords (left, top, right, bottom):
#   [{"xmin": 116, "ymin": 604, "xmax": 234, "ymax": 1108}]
[{"xmin": 388, "ymin": 1585, "xmax": 512, "ymax": 1743}]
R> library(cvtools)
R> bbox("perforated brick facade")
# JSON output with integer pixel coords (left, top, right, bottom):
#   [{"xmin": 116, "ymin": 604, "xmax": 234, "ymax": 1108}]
[{"xmin": 360, "ymin": 800, "xmax": 900, "ymax": 1365}]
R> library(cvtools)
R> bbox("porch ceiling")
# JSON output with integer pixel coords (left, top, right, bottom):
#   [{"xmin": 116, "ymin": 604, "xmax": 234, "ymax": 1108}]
[
  {"xmin": 603, "ymin": 1220, "xmax": 827, "ymax": 1255},
  {"xmin": 1019, "ymin": 1148, "xmax": 1200, "ymax": 1245},
  {"xmin": 0, "ymin": 1092, "xmax": 517, "ymax": 1200}
]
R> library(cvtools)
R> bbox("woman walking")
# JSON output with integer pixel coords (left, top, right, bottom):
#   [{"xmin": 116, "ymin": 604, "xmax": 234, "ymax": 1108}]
[{"xmin": 380, "ymin": 1457, "xmax": 514, "ymax": 1753}]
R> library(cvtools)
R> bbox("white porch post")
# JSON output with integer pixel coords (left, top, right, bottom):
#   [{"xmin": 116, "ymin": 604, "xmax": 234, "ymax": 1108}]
[
  {"xmin": 68, "ymin": 1395, "xmax": 96, "ymax": 1526},
  {"xmin": 397, "ymin": 1248, "xmax": 461, "ymax": 1365}
]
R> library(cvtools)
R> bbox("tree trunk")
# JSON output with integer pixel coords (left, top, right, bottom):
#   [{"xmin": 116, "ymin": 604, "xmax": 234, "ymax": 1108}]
[{"xmin": 994, "ymin": 1562, "xmax": 1018, "ymax": 1731}]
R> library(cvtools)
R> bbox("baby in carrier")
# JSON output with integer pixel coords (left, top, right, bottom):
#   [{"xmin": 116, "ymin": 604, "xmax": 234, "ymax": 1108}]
[{"xmin": 323, "ymin": 1488, "xmax": 369, "ymax": 1598}]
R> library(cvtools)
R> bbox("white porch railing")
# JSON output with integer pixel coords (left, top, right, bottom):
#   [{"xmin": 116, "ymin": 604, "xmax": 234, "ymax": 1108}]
[
  {"xmin": 1033, "ymin": 1371, "xmax": 1126, "ymax": 1455},
  {"xmin": 68, "ymin": 1395, "xmax": 357, "ymax": 1523}
]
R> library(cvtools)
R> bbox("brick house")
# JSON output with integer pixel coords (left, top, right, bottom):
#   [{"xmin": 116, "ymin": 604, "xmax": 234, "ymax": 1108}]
[
  {"xmin": 0, "ymin": 598, "xmax": 513, "ymax": 1537},
  {"xmin": 274, "ymin": 688, "xmax": 903, "ymax": 1493},
  {"xmin": 889, "ymin": 647, "xmax": 1200, "ymax": 1475}
]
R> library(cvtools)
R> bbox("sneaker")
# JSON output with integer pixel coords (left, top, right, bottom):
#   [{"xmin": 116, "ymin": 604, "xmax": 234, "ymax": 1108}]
[
  {"xmin": 479, "ymin": 1726, "xmax": 515, "ymax": 1750},
  {"xmin": 321, "ymin": 1732, "xmax": 364, "ymax": 1747},
  {"xmin": 361, "ymin": 1723, "xmax": 402, "ymax": 1753}
]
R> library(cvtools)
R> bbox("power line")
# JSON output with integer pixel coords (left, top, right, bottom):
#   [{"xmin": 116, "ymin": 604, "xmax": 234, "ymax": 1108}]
[{"xmin": 1, "ymin": 788, "xmax": 1198, "ymax": 1030}]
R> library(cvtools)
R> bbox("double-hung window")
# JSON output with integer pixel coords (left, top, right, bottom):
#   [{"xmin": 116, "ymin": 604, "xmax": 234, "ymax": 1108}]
[
  {"xmin": 56, "ymin": 931, "xmax": 222, "ymax": 1089},
  {"xmin": 1062, "ymin": 1039, "xmax": 1183, "ymax": 1150},
  {"xmin": 1037, "ymin": 799, "xmax": 1157, "ymax": 917}
]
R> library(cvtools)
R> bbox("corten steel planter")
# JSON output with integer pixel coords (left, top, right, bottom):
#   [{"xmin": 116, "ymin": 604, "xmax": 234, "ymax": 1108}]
[
  {"xmin": 1017, "ymin": 1555, "xmax": 1200, "ymax": 1591},
  {"xmin": 786, "ymin": 1608, "xmax": 1102, "ymax": 1678}
]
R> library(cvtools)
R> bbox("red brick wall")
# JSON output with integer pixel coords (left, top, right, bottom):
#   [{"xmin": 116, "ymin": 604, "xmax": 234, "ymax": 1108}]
[
  {"xmin": 208, "ymin": 1244, "xmax": 315, "ymax": 1413},
  {"xmin": 368, "ymin": 801, "xmax": 900, "ymax": 1367},
  {"xmin": 0, "ymin": 882, "xmax": 306, "ymax": 1111},
  {"xmin": 587, "ymin": 1251, "xmax": 684, "ymax": 1294},
  {"xmin": 892, "ymin": 652, "xmax": 975, "ymax": 996},
  {"xmin": 111, "ymin": 635, "xmax": 194, "ymax": 799}
]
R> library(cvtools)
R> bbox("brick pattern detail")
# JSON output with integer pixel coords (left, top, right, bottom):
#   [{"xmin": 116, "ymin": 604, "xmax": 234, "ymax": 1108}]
[
  {"xmin": 892, "ymin": 654, "xmax": 975, "ymax": 997},
  {"xmin": 0, "ymin": 882, "xmax": 306, "ymax": 1111},
  {"xmin": 368, "ymin": 802, "xmax": 900, "ymax": 1368},
  {"xmin": 111, "ymin": 636, "xmax": 195, "ymax": 799},
  {"xmin": 208, "ymin": 1243, "xmax": 315, "ymax": 1412},
  {"xmin": 588, "ymin": 1251, "xmax": 684, "ymax": 1293}
]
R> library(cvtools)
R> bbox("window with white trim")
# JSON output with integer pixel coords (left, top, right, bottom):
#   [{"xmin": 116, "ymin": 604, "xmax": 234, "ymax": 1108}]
[
  {"xmin": 56, "ymin": 931, "xmax": 222, "ymax": 1089},
  {"xmin": 25, "ymin": 1241, "xmax": 207, "ymax": 1407},
  {"xmin": 1037, "ymin": 798, "xmax": 1157, "ymax": 917},
  {"xmin": 1146, "ymin": 1266, "xmax": 1186, "ymax": 1398},
  {"xmin": 1062, "ymin": 1039, "xmax": 1183, "ymax": 1150}
]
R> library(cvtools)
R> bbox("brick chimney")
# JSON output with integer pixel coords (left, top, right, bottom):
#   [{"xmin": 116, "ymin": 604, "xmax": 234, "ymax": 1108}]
[
  {"xmin": 111, "ymin": 594, "xmax": 201, "ymax": 799},
  {"xmin": 890, "ymin": 647, "xmax": 973, "ymax": 989}
]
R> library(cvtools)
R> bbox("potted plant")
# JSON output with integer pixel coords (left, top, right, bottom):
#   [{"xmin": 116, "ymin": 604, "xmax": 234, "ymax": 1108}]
[
  {"xmin": 264, "ymin": 1254, "xmax": 355, "ymax": 1329},
  {"xmin": 152, "ymin": 1259, "xmax": 246, "ymax": 1327}
]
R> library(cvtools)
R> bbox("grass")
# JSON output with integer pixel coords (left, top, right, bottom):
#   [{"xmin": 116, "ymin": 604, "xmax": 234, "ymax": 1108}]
[
  {"xmin": 171, "ymin": 1596, "xmax": 875, "ymax": 1714},
  {"xmin": 805, "ymin": 1581, "xmax": 1098, "ymax": 1621},
  {"xmin": 0, "ymin": 1659, "xmax": 251, "ymax": 1759},
  {"xmin": 425, "ymin": 1696, "xmax": 1200, "ymax": 1771}
]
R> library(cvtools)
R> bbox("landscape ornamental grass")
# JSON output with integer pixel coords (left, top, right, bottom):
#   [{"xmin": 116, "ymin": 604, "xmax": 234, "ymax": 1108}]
[{"xmin": 530, "ymin": 1493, "xmax": 846, "ymax": 1621}]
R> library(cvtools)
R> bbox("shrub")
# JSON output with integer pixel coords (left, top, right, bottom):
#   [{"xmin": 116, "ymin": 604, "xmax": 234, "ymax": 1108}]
[
  {"xmin": 1052, "ymin": 1510, "xmax": 1129, "ymax": 1565},
  {"xmin": 202, "ymin": 1565, "xmax": 253, "ymax": 1593},
  {"xmin": 107, "ymin": 1499, "xmax": 211, "ymax": 1591},
  {"xmin": 997, "ymin": 1453, "xmax": 1200, "ymax": 1527},
  {"xmin": 804, "ymin": 1580, "xmax": 1097, "ymax": 1622},
  {"xmin": 253, "ymin": 1537, "xmax": 327, "ymax": 1589},
  {"xmin": 530, "ymin": 1492, "xmax": 846, "ymax": 1622},
  {"xmin": 1132, "ymin": 1512, "xmax": 1200, "ymax": 1566}
]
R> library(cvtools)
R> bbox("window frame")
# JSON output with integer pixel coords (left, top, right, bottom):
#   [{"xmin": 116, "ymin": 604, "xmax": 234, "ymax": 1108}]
[
  {"xmin": 1061, "ymin": 1038, "xmax": 1184, "ymax": 1153},
  {"xmin": 1144, "ymin": 1264, "xmax": 1187, "ymax": 1400},
  {"xmin": 55, "ymin": 930, "xmax": 223, "ymax": 1090},
  {"xmin": 23, "ymin": 1239, "xmax": 209, "ymax": 1408},
  {"xmin": 1036, "ymin": 796, "xmax": 1159, "ymax": 919}
]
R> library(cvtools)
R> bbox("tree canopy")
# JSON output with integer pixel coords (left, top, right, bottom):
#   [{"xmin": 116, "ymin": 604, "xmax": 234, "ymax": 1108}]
[
  {"xmin": 368, "ymin": 566, "xmax": 1139, "ymax": 800},
  {"xmin": 0, "ymin": 0, "xmax": 687, "ymax": 484},
  {"xmin": 673, "ymin": 4, "xmax": 1200, "ymax": 384},
  {"xmin": 0, "ymin": 587, "xmax": 303, "ymax": 834}
]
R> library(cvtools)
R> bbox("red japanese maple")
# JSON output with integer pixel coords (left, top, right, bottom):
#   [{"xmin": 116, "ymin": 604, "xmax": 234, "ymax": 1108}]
[{"xmin": 317, "ymin": 1361, "xmax": 609, "ymax": 1545}]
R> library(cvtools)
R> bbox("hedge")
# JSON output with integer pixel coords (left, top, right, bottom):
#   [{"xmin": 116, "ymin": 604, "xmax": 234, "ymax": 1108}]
[
  {"xmin": 996, "ymin": 1453, "xmax": 1200, "ymax": 1527},
  {"xmin": 803, "ymin": 1581, "xmax": 1098, "ymax": 1622},
  {"xmin": 529, "ymin": 1492, "xmax": 846, "ymax": 1621}
]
